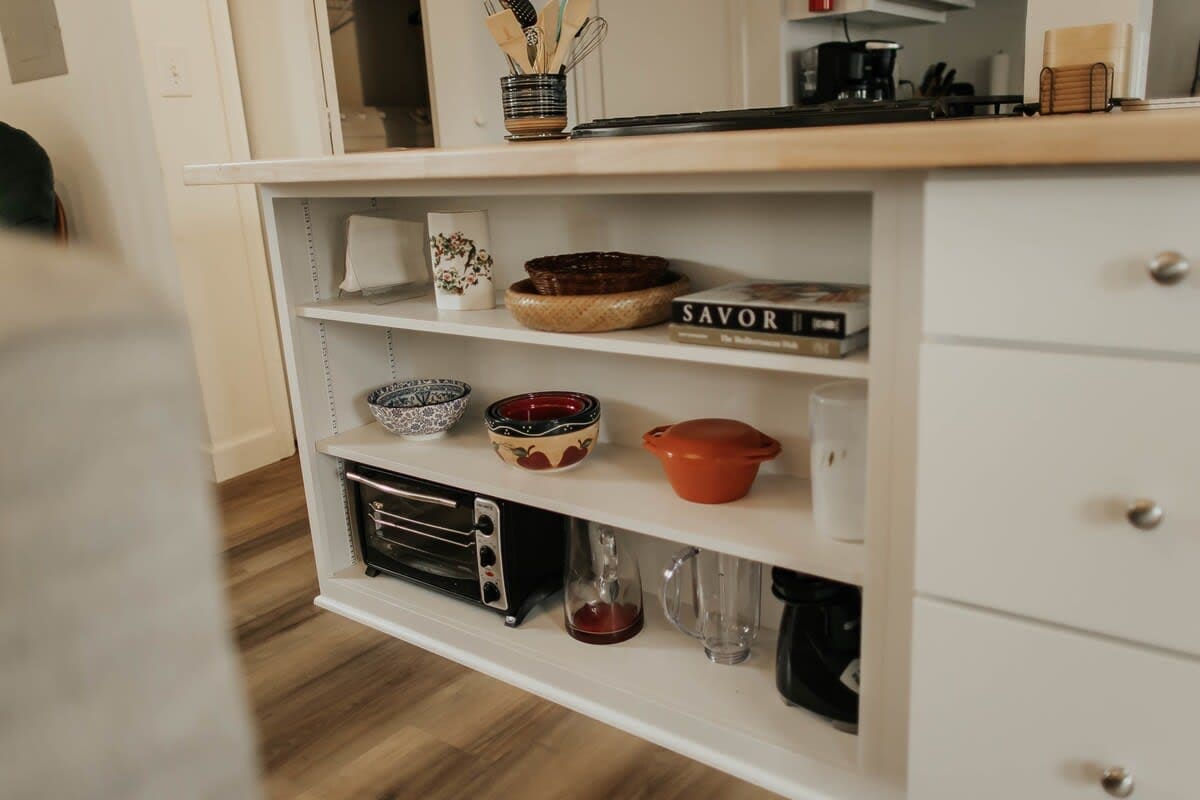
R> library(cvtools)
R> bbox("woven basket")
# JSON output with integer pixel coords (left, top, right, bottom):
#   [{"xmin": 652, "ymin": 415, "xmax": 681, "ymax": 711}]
[
  {"xmin": 506, "ymin": 272, "xmax": 690, "ymax": 333},
  {"xmin": 525, "ymin": 252, "xmax": 670, "ymax": 296}
]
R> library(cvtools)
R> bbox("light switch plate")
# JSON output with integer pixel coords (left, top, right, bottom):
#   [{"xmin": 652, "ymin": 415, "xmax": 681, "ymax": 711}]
[{"xmin": 156, "ymin": 43, "xmax": 192, "ymax": 97}]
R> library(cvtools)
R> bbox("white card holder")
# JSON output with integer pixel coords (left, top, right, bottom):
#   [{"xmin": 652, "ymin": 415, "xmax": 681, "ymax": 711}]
[{"xmin": 340, "ymin": 214, "xmax": 431, "ymax": 305}]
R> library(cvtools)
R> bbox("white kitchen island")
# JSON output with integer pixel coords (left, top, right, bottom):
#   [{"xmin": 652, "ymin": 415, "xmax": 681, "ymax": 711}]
[{"xmin": 187, "ymin": 109, "xmax": 1200, "ymax": 799}]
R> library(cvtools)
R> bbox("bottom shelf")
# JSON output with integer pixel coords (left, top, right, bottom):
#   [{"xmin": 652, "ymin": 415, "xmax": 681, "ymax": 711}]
[{"xmin": 318, "ymin": 569, "xmax": 896, "ymax": 800}]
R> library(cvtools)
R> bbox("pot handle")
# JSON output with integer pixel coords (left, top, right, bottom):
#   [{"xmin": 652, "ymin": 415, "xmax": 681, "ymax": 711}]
[
  {"xmin": 642, "ymin": 425, "xmax": 671, "ymax": 454},
  {"xmin": 662, "ymin": 546, "xmax": 703, "ymax": 641},
  {"xmin": 738, "ymin": 434, "xmax": 782, "ymax": 463}
]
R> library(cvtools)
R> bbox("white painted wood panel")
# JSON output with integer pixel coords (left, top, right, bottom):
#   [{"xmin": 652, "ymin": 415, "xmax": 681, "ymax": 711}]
[
  {"xmin": 924, "ymin": 169, "xmax": 1200, "ymax": 354},
  {"xmin": 910, "ymin": 598, "xmax": 1200, "ymax": 800},
  {"xmin": 916, "ymin": 343, "xmax": 1200, "ymax": 655}
]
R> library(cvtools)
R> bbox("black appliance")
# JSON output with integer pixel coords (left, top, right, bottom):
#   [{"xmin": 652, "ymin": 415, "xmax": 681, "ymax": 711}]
[
  {"xmin": 814, "ymin": 40, "xmax": 901, "ymax": 103},
  {"xmin": 772, "ymin": 568, "xmax": 862, "ymax": 730},
  {"xmin": 347, "ymin": 464, "xmax": 566, "ymax": 626},
  {"xmin": 570, "ymin": 96, "xmax": 1024, "ymax": 139}
]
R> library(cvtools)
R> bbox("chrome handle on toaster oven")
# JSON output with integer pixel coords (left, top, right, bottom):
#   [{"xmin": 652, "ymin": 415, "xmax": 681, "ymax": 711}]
[
  {"xmin": 345, "ymin": 470, "xmax": 459, "ymax": 508},
  {"xmin": 371, "ymin": 510, "xmax": 477, "ymax": 549}
]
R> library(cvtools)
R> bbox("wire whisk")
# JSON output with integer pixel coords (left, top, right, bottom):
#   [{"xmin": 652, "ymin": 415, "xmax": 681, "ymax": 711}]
[{"xmin": 562, "ymin": 16, "xmax": 607, "ymax": 73}]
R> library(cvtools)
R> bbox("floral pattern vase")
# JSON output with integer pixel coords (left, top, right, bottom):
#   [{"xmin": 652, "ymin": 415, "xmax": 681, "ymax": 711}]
[{"xmin": 427, "ymin": 211, "xmax": 496, "ymax": 310}]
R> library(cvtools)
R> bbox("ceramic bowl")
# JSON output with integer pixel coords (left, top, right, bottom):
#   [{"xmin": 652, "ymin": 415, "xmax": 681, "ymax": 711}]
[
  {"xmin": 485, "ymin": 392, "xmax": 601, "ymax": 471},
  {"xmin": 643, "ymin": 418, "xmax": 781, "ymax": 504},
  {"xmin": 368, "ymin": 379, "xmax": 471, "ymax": 440}
]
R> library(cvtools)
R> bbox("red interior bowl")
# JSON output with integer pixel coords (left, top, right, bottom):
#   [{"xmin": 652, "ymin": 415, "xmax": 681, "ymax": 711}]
[{"xmin": 496, "ymin": 393, "xmax": 586, "ymax": 422}]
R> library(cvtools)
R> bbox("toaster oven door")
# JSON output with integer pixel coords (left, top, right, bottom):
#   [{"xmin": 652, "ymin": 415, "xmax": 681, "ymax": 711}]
[{"xmin": 347, "ymin": 466, "xmax": 481, "ymax": 597}]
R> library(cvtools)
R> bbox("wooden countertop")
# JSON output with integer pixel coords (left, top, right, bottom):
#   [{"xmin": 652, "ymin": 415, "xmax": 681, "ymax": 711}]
[{"xmin": 185, "ymin": 110, "xmax": 1200, "ymax": 186}]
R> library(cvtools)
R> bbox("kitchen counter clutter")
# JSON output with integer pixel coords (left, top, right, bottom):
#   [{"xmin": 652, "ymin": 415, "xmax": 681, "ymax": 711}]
[{"xmin": 191, "ymin": 121, "xmax": 1200, "ymax": 798}]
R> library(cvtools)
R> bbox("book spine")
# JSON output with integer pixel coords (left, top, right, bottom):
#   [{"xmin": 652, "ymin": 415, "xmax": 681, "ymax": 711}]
[
  {"xmin": 669, "ymin": 325, "xmax": 867, "ymax": 359},
  {"xmin": 671, "ymin": 300, "xmax": 856, "ymax": 339}
]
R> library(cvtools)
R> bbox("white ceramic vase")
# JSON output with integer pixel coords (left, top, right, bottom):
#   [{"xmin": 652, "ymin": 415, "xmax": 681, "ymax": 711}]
[{"xmin": 427, "ymin": 211, "xmax": 496, "ymax": 311}]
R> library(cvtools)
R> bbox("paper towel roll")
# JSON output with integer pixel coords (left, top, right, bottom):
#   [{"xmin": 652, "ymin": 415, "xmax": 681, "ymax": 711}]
[{"xmin": 989, "ymin": 51, "xmax": 1011, "ymax": 96}]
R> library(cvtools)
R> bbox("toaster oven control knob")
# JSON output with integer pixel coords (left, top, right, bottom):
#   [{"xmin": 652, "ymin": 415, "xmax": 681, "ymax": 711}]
[
  {"xmin": 482, "ymin": 582, "xmax": 501, "ymax": 604},
  {"xmin": 474, "ymin": 516, "xmax": 494, "ymax": 536},
  {"xmin": 478, "ymin": 545, "xmax": 497, "ymax": 568}
]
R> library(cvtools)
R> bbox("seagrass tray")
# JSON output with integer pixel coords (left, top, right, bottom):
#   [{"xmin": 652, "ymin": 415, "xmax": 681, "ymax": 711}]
[{"xmin": 506, "ymin": 272, "xmax": 690, "ymax": 333}]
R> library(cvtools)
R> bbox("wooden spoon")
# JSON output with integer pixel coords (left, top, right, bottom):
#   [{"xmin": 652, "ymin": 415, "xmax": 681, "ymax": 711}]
[
  {"xmin": 486, "ymin": 10, "xmax": 534, "ymax": 73},
  {"xmin": 548, "ymin": 0, "xmax": 593, "ymax": 73}
]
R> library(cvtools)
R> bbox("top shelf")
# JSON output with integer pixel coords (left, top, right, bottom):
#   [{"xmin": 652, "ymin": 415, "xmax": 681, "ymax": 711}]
[
  {"xmin": 786, "ymin": 0, "xmax": 947, "ymax": 26},
  {"xmin": 297, "ymin": 293, "xmax": 871, "ymax": 380},
  {"xmin": 184, "ymin": 112, "xmax": 1200, "ymax": 187}
]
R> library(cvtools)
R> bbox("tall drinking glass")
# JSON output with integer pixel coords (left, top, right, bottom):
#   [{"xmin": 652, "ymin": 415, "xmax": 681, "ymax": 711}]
[
  {"xmin": 662, "ymin": 547, "xmax": 761, "ymax": 665},
  {"xmin": 810, "ymin": 381, "xmax": 868, "ymax": 542}
]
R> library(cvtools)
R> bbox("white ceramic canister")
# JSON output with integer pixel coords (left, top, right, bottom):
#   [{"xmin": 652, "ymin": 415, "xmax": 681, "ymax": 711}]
[
  {"xmin": 809, "ymin": 381, "xmax": 868, "ymax": 542},
  {"xmin": 427, "ymin": 210, "xmax": 496, "ymax": 310}
]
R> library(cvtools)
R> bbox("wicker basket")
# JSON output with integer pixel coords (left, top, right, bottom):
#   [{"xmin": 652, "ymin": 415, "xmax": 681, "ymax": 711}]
[
  {"xmin": 506, "ymin": 272, "xmax": 690, "ymax": 333},
  {"xmin": 525, "ymin": 252, "xmax": 670, "ymax": 296}
]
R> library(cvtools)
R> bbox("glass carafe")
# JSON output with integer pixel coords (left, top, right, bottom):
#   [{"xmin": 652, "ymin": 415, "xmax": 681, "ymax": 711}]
[
  {"xmin": 564, "ymin": 520, "xmax": 644, "ymax": 644},
  {"xmin": 662, "ymin": 547, "xmax": 761, "ymax": 665}
]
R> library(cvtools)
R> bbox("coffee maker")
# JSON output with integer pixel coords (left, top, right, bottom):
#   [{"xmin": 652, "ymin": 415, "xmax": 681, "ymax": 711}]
[{"xmin": 807, "ymin": 40, "xmax": 901, "ymax": 103}]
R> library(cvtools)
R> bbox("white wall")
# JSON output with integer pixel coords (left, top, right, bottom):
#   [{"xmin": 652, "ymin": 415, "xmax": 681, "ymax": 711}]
[
  {"xmin": 1147, "ymin": 0, "xmax": 1200, "ymax": 97},
  {"xmin": 0, "ymin": 0, "xmax": 180, "ymax": 295},
  {"xmin": 128, "ymin": 0, "xmax": 295, "ymax": 480},
  {"xmin": 1023, "ymin": 0, "xmax": 1154, "ymax": 100}
]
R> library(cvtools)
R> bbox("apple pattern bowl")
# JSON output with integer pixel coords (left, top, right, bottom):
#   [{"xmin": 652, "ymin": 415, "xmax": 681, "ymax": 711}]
[
  {"xmin": 368, "ymin": 379, "xmax": 471, "ymax": 440},
  {"xmin": 485, "ymin": 392, "xmax": 600, "ymax": 472}
]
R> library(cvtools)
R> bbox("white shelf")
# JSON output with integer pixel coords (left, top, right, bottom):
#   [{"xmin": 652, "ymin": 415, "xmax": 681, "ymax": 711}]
[
  {"xmin": 317, "ymin": 419, "xmax": 866, "ymax": 585},
  {"xmin": 317, "ymin": 570, "xmax": 896, "ymax": 800},
  {"xmin": 786, "ymin": 0, "xmax": 947, "ymax": 26},
  {"xmin": 296, "ymin": 294, "xmax": 871, "ymax": 381}
]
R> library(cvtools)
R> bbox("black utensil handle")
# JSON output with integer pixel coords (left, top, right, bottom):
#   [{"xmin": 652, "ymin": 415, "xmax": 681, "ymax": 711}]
[{"xmin": 502, "ymin": 0, "xmax": 538, "ymax": 28}]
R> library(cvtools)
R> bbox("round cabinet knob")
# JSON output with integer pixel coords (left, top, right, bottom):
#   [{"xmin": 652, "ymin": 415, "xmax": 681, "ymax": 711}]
[
  {"xmin": 482, "ymin": 582, "xmax": 501, "ymax": 604},
  {"xmin": 1101, "ymin": 766, "xmax": 1135, "ymax": 797},
  {"xmin": 1149, "ymin": 251, "xmax": 1189, "ymax": 286},
  {"xmin": 478, "ymin": 545, "xmax": 497, "ymax": 568},
  {"xmin": 1126, "ymin": 500, "xmax": 1163, "ymax": 531}
]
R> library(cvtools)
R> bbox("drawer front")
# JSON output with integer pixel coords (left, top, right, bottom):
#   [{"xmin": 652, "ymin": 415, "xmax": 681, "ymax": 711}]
[
  {"xmin": 910, "ymin": 598, "xmax": 1200, "ymax": 800},
  {"xmin": 916, "ymin": 343, "xmax": 1200, "ymax": 655},
  {"xmin": 924, "ymin": 170, "xmax": 1200, "ymax": 353}
]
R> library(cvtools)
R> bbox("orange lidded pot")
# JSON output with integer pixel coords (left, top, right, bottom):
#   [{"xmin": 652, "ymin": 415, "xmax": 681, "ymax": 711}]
[{"xmin": 643, "ymin": 418, "xmax": 782, "ymax": 504}]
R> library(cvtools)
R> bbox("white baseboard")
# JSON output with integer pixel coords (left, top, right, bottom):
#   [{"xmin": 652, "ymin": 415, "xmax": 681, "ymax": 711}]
[{"xmin": 208, "ymin": 426, "xmax": 295, "ymax": 482}]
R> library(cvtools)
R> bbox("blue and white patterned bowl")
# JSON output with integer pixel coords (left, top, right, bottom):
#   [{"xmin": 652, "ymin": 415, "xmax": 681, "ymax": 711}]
[{"xmin": 367, "ymin": 379, "xmax": 471, "ymax": 440}]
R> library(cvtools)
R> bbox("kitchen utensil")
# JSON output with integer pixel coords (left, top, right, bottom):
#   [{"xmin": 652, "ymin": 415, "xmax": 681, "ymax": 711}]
[
  {"xmin": 662, "ymin": 546, "xmax": 761, "ymax": 665},
  {"xmin": 564, "ymin": 519, "xmax": 644, "ymax": 644},
  {"xmin": 485, "ymin": 391, "xmax": 600, "ymax": 472},
  {"xmin": 483, "ymin": 0, "xmax": 521, "ymax": 74},
  {"xmin": 938, "ymin": 68, "xmax": 957, "ymax": 97},
  {"xmin": 548, "ymin": 0, "xmax": 593, "ymax": 73},
  {"xmin": 810, "ymin": 381, "xmax": 867, "ymax": 542},
  {"xmin": 348, "ymin": 463, "xmax": 566, "ymax": 627},
  {"xmin": 643, "ymin": 418, "xmax": 781, "ymax": 505},
  {"xmin": 772, "ymin": 568, "xmax": 861, "ymax": 729},
  {"xmin": 500, "ymin": 0, "xmax": 538, "ymax": 28},
  {"xmin": 486, "ymin": 10, "xmax": 535, "ymax": 73},
  {"xmin": 428, "ymin": 211, "xmax": 496, "ymax": 310},
  {"xmin": 525, "ymin": 251, "xmax": 669, "ymax": 295},
  {"xmin": 1039, "ymin": 63, "xmax": 1113, "ymax": 114},
  {"xmin": 501, "ymin": 73, "xmax": 568, "ymax": 138},
  {"xmin": 505, "ymin": 272, "xmax": 689, "ymax": 333},
  {"xmin": 367, "ymin": 379, "xmax": 471, "ymax": 440},
  {"xmin": 560, "ymin": 16, "xmax": 607, "ymax": 74},
  {"xmin": 858, "ymin": 40, "xmax": 901, "ymax": 101}
]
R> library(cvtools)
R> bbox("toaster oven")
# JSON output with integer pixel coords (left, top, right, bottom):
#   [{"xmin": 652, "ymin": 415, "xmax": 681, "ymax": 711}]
[{"xmin": 346, "ymin": 464, "xmax": 566, "ymax": 626}]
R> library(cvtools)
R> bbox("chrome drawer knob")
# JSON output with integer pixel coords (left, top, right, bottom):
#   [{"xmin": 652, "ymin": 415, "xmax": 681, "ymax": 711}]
[
  {"xmin": 1149, "ymin": 251, "xmax": 1189, "ymax": 286},
  {"xmin": 1126, "ymin": 500, "xmax": 1163, "ymax": 531},
  {"xmin": 1101, "ymin": 766, "xmax": 1135, "ymax": 797}
]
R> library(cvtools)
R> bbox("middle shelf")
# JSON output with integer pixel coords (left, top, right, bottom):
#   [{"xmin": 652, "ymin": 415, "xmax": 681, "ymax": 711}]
[
  {"xmin": 317, "ymin": 419, "xmax": 866, "ymax": 585},
  {"xmin": 296, "ymin": 293, "xmax": 871, "ymax": 380}
]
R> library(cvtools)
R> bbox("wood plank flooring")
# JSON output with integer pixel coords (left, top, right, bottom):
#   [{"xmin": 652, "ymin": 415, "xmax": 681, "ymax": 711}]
[{"xmin": 219, "ymin": 456, "xmax": 779, "ymax": 800}]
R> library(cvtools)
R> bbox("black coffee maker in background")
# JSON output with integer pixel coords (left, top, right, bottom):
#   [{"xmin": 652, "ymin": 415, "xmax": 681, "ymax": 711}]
[
  {"xmin": 812, "ymin": 40, "xmax": 902, "ymax": 103},
  {"xmin": 772, "ymin": 567, "xmax": 862, "ymax": 730}
]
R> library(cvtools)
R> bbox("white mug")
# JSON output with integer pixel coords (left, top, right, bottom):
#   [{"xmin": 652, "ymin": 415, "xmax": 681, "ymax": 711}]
[{"xmin": 427, "ymin": 211, "xmax": 496, "ymax": 311}]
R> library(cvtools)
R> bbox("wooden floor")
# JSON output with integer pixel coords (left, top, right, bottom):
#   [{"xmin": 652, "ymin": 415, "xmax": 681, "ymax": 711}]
[{"xmin": 219, "ymin": 455, "xmax": 778, "ymax": 800}]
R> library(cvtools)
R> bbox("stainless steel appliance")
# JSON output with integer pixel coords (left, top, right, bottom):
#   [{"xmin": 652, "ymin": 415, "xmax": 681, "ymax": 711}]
[{"xmin": 347, "ymin": 464, "xmax": 566, "ymax": 626}]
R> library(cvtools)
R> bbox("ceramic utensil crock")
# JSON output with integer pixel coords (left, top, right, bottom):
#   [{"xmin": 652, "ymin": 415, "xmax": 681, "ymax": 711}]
[
  {"xmin": 643, "ymin": 418, "xmax": 781, "ymax": 504},
  {"xmin": 809, "ymin": 381, "xmax": 868, "ymax": 541},
  {"xmin": 427, "ymin": 211, "xmax": 496, "ymax": 310}
]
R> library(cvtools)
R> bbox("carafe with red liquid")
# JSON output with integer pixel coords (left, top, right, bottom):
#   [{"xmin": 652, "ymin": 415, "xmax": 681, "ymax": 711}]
[{"xmin": 564, "ymin": 519, "xmax": 643, "ymax": 644}]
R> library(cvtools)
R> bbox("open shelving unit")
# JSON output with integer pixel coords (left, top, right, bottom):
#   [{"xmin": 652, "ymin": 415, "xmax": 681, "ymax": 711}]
[
  {"xmin": 232, "ymin": 176, "xmax": 921, "ymax": 800},
  {"xmin": 785, "ymin": 0, "xmax": 974, "ymax": 27}
]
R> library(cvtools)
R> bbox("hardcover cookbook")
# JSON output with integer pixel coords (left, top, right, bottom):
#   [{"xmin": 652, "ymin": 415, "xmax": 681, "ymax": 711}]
[{"xmin": 671, "ymin": 281, "xmax": 870, "ymax": 339}]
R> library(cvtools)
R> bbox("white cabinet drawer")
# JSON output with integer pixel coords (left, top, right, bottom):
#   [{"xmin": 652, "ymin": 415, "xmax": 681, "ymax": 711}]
[
  {"xmin": 916, "ymin": 343, "xmax": 1200, "ymax": 655},
  {"xmin": 924, "ymin": 170, "xmax": 1200, "ymax": 353},
  {"xmin": 910, "ymin": 598, "xmax": 1200, "ymax": 800}
]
